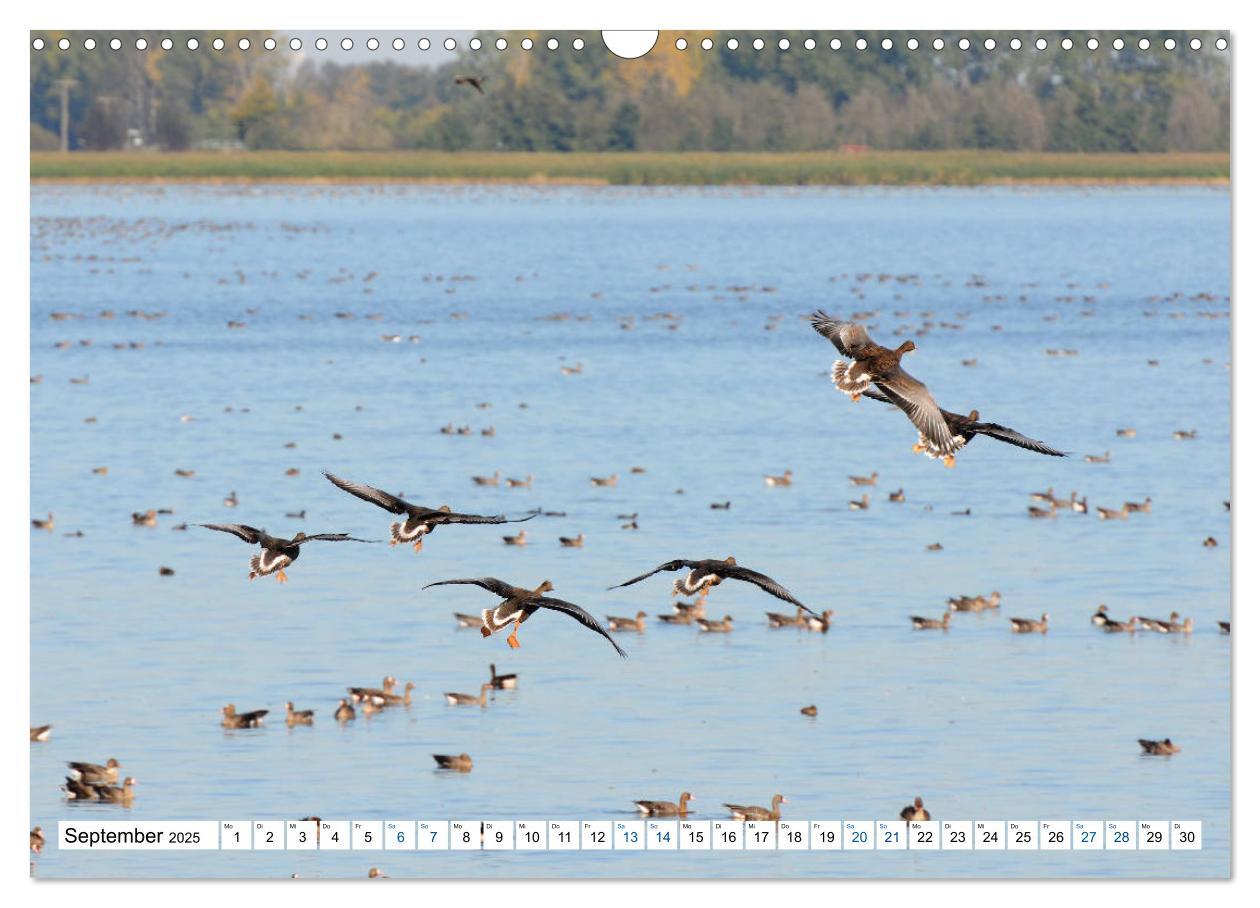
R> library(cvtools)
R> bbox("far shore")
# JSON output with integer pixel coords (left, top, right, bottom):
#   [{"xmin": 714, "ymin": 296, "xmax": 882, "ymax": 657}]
[{"xmin": 30, "ymin": 150, "xmax": 1230, "ymax": 187}]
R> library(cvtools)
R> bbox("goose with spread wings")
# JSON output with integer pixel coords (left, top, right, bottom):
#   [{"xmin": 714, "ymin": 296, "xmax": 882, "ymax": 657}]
[
  {"xmin": 324, "ymin": 471, "xmax": 534, "ymax": 552},
  {"xmin": 862, "ymin": 387, "xmax": 1066, "ymax": 461},
  {"xmin": 422, "ymin": 577, "xmax": 627, "ymax": 657},
  {"xmin": 810, "ymin": 309, "xmax": 966, "ymax": 465},
  {"xmin": 199, "ymin": 523, "xmax": 372, "ymax": 582},
  {"xmin": 608, "ymin": 556, "xmax": 816, "ymax": 616}
]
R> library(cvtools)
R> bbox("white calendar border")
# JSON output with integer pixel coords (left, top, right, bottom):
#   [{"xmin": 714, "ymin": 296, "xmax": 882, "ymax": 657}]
[{"xmin": 10, "ymin": 3, "xmax": 1248, "ymax": 908}]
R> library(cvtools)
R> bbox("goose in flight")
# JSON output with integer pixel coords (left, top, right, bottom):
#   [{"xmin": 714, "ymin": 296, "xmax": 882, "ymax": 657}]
[
  {"xmin": 324, "ymin": 471, "xmax": 533, "ymax": 552},
  {"xmin": 423, "ymin": 577, "xmax": 627, "ymax": 657},
  {"xmin": 199, "ymin": 523, "xmax": 372, "ymax": 582}
]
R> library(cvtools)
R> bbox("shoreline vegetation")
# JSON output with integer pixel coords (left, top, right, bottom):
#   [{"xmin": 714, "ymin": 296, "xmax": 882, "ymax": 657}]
[{"xmin": 30, "ymin": 151, "xmax": 1229, "ymax": 187}]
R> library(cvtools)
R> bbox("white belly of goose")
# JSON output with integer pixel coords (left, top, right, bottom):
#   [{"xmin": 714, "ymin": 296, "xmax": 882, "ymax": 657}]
[{"xmin": 250, "ymin": 550, "xmax": 291, "ymax": 577}]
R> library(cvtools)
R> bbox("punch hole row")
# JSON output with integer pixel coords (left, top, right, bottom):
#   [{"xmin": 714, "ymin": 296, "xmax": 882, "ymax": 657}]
[{"xmin": 31, "ymin": 34, "xmax": 1229, "ymax": 54}]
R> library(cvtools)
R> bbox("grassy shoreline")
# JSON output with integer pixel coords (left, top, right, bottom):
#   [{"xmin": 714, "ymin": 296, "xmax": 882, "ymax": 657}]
[{"xmin": 30, "ymin": 150, "xmax": 1229, "ymax": 186}]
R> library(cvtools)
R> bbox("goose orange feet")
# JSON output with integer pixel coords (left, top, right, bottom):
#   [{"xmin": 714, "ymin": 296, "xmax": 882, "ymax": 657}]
[
  {"xmin": 506, "ymin": 632, "xmax": 521, "ymax": 649},
  {"xmin": 276, "ymin": 570, "xmax": 289, "ymax": 583},
  {"xmin": 944, "ymin": 455, "xmax": 956, "ymax": 468},
  {"xmin": 412, "ymin": 539, "xmax": 423, "ymax": 553},
  {"xmin": 850, "ymin": 393, "xmax": 861, "ymax": 402}
]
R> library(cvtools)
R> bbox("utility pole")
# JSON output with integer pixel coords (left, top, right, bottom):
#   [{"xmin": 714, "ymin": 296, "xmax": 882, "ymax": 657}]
[{"xmin": 53, "ymin": 79, "xmax": 75, "ymax": 152}]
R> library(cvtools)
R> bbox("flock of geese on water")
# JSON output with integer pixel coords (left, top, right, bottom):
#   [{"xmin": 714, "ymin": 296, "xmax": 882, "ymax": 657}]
[{"xmin": 30, "ymin": 304, "xmax": 1226, "ymax": 865}]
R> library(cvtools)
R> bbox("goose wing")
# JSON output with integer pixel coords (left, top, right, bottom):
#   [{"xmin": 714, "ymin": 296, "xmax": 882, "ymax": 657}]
[
  {"xmin": 970, "ymin": 421, "xmax": 1068, "ymax": 457},
  {"xmin": 720, "ymin": 565, "xmax": 817, "ymax": 615},
  {"xmin": 199, "ymin": 523, "xmax": 265, "ymax": 544},
  {"xmin": 534, "ymin": 597, "xmax": 629, "ymax": 658},
  {"xmin": 607, "ymin": 559, "xmax": 694, "ymax": 590},
  {"xmin": 876, "ymin": 366, "xmax": 963, "ymax": 457},
  {"xmin": 324, "ymin": 471, "xmax": 414, "ymax": 515},
  {"xmin": 423, "ymin": 577, "xmax": 520, "ymax": 599},
  {"xmin": 436, "ymin": 510, "xmax": 537, "ymax": 525},
  {"xmin": 810, "ymin": 310, "xmax": 873, "ymax": 357},
  {"xmin": 292, "ymin": 532, "xmax": 375, "ymax": 545}
]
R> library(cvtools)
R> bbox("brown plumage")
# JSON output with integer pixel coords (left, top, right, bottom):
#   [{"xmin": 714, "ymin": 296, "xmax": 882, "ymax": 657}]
[
  {"xmin": 1138, "ymin": 738, "xmax": 1181, "ymax": 756},
  {"xmin": 221, "ymin": 704, "xmax": 268, "ymax": 728},
  {"xmin": 811, "ymin": 310, "xmax": 964, "ymax": 463}
]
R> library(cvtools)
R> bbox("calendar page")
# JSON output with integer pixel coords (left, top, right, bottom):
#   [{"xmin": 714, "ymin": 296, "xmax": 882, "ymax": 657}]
[{"xmin": 27, "ymin": 21, "xmax": 1231, "ymax": 885}]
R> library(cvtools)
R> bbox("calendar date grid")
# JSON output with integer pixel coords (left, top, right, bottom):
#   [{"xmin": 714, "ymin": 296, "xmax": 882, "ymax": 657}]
[{"xmin": 57, "ymin": 819, "xmax": 1202, "ymax": 852}]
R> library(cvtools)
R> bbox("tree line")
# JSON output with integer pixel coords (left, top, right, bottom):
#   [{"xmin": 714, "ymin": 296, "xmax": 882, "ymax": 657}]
[{"xmin": 31, "ymin": 30, "xmax": 1229, "ymax": 153}]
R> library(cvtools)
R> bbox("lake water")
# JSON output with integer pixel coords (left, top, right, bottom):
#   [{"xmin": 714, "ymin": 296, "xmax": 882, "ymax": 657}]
[{"xmin": 29, "ymin": 183, "xmax": 1231, "ymax": 879}]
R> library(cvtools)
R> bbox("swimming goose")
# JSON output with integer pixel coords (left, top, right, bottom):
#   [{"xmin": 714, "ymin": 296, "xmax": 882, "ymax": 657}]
[
  {"xmin": 861, "ymin": 388, "xmax": 1066, "ymax": 463},
  {"xmin": 849, "ymin": 494, "xmax": 870, "ymax": 510},
  {"xmin": 285, "ymin": 702, "xmax": 315, "ymax": 726},
  {"xmin": 607, "ymin": 611, "xmax": 647, "ymax": 632},
  {"xmin": 433, "ymin": 753, "xmax": 473, "ymax": 772},
  {"xmin": 635, "ymin": 792, "xmax": 694, "ymax": 816},
  {"xmin": 801, "ymin": 705, "xmax": 818, "ymax": 717},
  {"xmin": 132, "ymin": 510, "xmax": 158, "ymax": 527},
  {"xmin": 30, "ymin": 725, "xmax": 53, "ymax": 742},
  {"xmin": 1096, "ymin": 506, "xmax": 1128, "ymax": 521},
  {"xmin": 1091, "ymin": 605, "xmax": 1110, "ymax": 626},
  {"xmin": 610, "ymin": 556, "xmax": 814, "ymax": 615},
  {"xmin": 91, "ymin": 777, "xmax": 137, "ymax": 804},
  {"xmin": 766, "ymin": 607, "xmax": 807, "ymax": 628},
  {"xmin": 423, "ymin": 577, "xmax": 627, "ymax": 656},
  {"xmin": 805, "ymin": 610, "xmax": 834, "ymax": 632},
  {"xmin": 888, "ymin": 488, "xmax": 906, "ymax": 502},
  {"xmin": 811, "ymin": 311, "xmax": 964, "ymax": 463},
  {"xmin": 900, "ymin": 797, "xmax": 930, "ymax": 822},
  {"xmin": 1138, "ymin": 738, "xmax": 1181, "ymax": 756},
  {"xmin": 506, "ymin": 475, "xmax": 533, "ymax": 488},
  {"xmin": 949, "ymin": 592, "xmax": 1001, "ymax": 612},
  {"xmin": 324, "ymin": 472, "xmax": 533, "ymax": 552},
  {"xmin": 1173, "ymin": 430, "xmax": 1197, "ymax": 441},
  {"xmin": 380, "ymin": 682, "xmax": 416, "ymax": 706},
  {"xmin": 489, "ymin": 663, "xmax": 518, "ymax": 690},
  {"xmin": 1203, "ymin": 536, "xmax": 1219, "ymax": 548},
  {"xmin": 444, "ymin": 683, "xmax": 493, "ymax": 707},
  {"xmin": 503, "ymin": 530, "xmax": 528, "ymax": 546},
  {"xmin": 1071, "ymin": 496, "xmax": 1088, "ymax": 514},
  {"xmin": 67, "ymin": 758, "xmax": 120, "ymax": 785},
  {"xmin": 697, "ymin": 615, "xmax": 734, "ymax": 633},
  {"xmin": 763, "ymin": 470, "xmax": 793, "ymax": 487},
  {"xmin": 849, "ymin": 471, "xmax": 878, "ymax": 486},
  {"xmin": 724, "ymin": 794, "xmax": 786, "ymax": 821},
  {"xmin": 1009, "ymin": 614, "xmax": 1049, "ymax": 633},
  {"xmin": 658, "ymin": 601, "xmax": 705, "ymax": 624},
  {"xmin": 1139, "ymin": 612, "xmax": 1180, "ymax": 633},
  {"xmin": 590, "ymin": 474, "xmax": 619, "ymax": 487},
  {"xmin": 1028, "ymin": 504, "xmax": 1057, "ymax": 519},
  {"xmin": 221, "ymin": 704, "xmax": 268, "ymax": 728},
  {"xmin": 559, "ymin": 533, "xmax": 585, "ymax": 548},
  {"xmin": 1102, "ymin": 615, "xmax": 1138, "ymax": 633},
  {"xmin": 31, "ymin": 513, "xmax": 54, "ymax": 531},
  {"xmin": 1029, "ymin": 487, "xmax": 1055, "ymax": 503},
  {"xmin": 1084, "ymin": 451, "xmax": 1111, "ymax": 463},
  {"xmin": 471, "ymin": 471, "xmax": 501, "ymax": 486},
  {"xmin": 200, "ymin": 524, "xmax": 372, "ymax": 582},
  {"xmin": 911, "ymin": 613, "xmax": 951, "ymax": 630},
  {"xmin": 348, "ymin": 676, "xmax": 396, "ymax": 705},
  {"xmin": 1123, "ymin": 497, "xmax": 1153, "ymax": 514},
  {"xmin": 334, "ymin": 699, "xmax": 356, "ymax": 721}
]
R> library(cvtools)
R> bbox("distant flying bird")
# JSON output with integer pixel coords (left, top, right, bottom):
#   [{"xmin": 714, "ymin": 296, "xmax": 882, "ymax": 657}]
[
  {"xmin": 324, "ymin": 471, "xmax": 533, "ymax": 552},
  {"xmin": 199, "ymin": 523, "xmax": 372, "ymax": 582},
  {"xmin": 810, "ymin": 310, "xmax": 964, "ymax": 465},
  {"xmin": 608, "ymin": 556, "xmax": 815, "ymax": 615},
  {"xmin": 423, "ymin": 577, "xmax": 627, "ymax": 657},
  {"xmin": 455, "ymin": 75, "xmax": 485, "ymax": 94},
  {"xmin": 863, "ymin": 388, "xmax": 1066, "ymax": 461}
]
